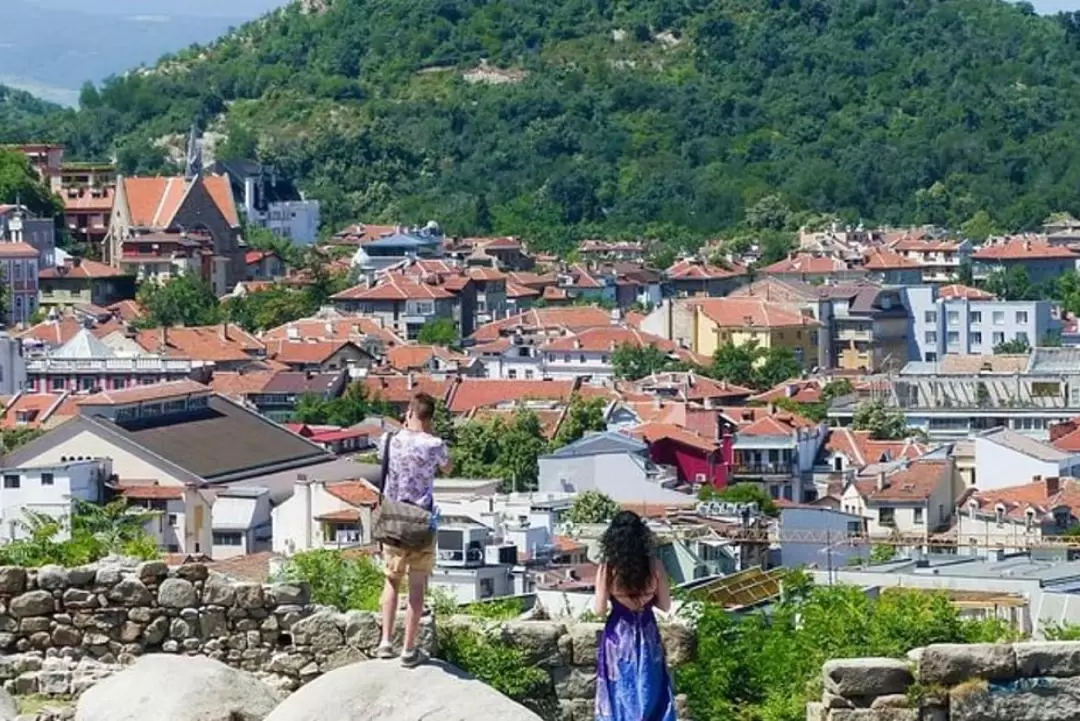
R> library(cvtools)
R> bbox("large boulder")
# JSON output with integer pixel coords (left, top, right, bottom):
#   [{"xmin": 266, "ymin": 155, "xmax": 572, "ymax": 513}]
[
  {"xmin": 74, "ymin": 655, "xmax": 281, "ymax": 721},
  {"xmin": 0, "ymin": 687, "xmax": 14, "ymax": 721},
  {"xmin": 264, "ymin": 659, "xmax": 542, "ymax": 721}
]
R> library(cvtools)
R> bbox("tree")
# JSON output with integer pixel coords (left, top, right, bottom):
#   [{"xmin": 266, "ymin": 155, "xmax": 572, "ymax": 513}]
[
  {"xmin": 293, "ymin": 383, "xmax": 395, "ymax": 427},
  {"xmin": 416, "ymin": 318, "xmax": 459, "ymax": 347},
  {"xmin": 994, "ymin": 337, "xmax": 1032, "ymax": 354},
  {"xmin": 0, "ymin": 150, "xmax": 62, "ymax": 219},
  {"xmin": 822, "ymin": 378, "xmax": 854, "ymax": 401},
  {"xmin": 135, "ymin": 273, "xmax": 222, "ymax": 328},
  {"xmin": 451, "ymin": 408, "xmax": 549, "ymax": 492},
  {"xmin": 0, "ymin": 428, "xmax": 43, "ymax": 452},
  {"xmin": 611, "ymin": 343, "xmax": 677, "ymax": 381},
  {"xmin": 984, "ymin": 266, "xmax": 1034, "ymax": 301},
  {"xmin": 224, "ymin": 285, "xmax": 315, "ymax": 332},
  {"xmin": 851, "ymin": 399, "xmax": 913, "ymax": 441},
  {"xmin": 700, "ymin": 482, "xmax": 778, "ymax": 515},
  {"xmin": 566, "ymin": 491, "xmax": 620, "ymax": 524},
  {"xmin": 960, "ymin": 210, "xmax": 996, "ymax": 242},
  {"xmin": 754, "ymin": 346, "xmax": 802, "ymax": 390},
  {"xmin": 708, "ymin": 341, "xmax": 760, "ymax": 389},
  {"xmin": 552, "ymin": 394, "xmax": 607, "ymax": 448}
]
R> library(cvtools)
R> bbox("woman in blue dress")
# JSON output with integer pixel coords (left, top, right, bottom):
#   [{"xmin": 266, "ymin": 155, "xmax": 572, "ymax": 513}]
[{"xmin": 593, "ymin": 510, "xmax": 678, "ymax": 721}]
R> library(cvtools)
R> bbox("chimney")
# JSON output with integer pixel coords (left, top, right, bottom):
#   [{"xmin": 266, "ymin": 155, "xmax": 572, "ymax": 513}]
[
  {"xmin": 1046, "ymin": 477, "xmax": 1061, "ymax": 497},
  {"xmin": 72, "ymin": 256, "xmax": 82, "ymax": 268},
  {"xmin": 297, "ymin": 474, "xmax": 312, "ymax": 550},
  {"xmin": 876, "ymin": 471, "xmax": 888, "ymax": 492},
  {"xmin": 407, "ymin": 372, "xmax": 416, "ymax": 390},
  {"xmin": 158, "ymin": 326, "xmax": 168, "ymax": 351}
]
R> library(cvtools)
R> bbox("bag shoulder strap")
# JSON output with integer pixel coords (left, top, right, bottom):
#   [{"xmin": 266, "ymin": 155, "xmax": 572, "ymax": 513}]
[{"xmin": 378, "ymin": 430, "xmax": 397, "ymax": 497}]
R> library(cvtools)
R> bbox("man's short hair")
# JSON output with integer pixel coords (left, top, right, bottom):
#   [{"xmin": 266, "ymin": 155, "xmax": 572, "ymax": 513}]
[{"xmin": 410, "ymin": 392, "xmax": 437, "ymax": 422}]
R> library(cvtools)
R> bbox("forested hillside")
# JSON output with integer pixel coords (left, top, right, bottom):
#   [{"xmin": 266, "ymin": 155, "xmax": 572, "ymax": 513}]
[{"xmin": 15, "ymin": 0, "xmax": 1080, "ymax": 248}]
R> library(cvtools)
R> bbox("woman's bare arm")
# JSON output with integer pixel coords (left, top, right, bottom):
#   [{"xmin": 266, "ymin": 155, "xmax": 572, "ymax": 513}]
[
  {"xmin": 593, "ymin": 562, "xmax": 610, "ymax": 616},
  {"xmin": 652, "ymin": 559, "xmax": 672, "ymax": 612}
]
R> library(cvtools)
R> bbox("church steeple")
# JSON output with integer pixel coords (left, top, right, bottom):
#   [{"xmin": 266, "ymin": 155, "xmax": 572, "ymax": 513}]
[{"xmin": 185, "ymin": 124, "xmax": 203, "ymax": 181}]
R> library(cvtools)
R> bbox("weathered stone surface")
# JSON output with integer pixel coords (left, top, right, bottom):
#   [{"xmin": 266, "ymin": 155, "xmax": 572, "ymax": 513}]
[
  {"xmin": 291, "ymin": 612, "xmax": 343, "ymax": 653},
  {"xmin": 135, "ymin": 561, "xmax": 168, "ymax": 582},
  {"xmin": 106, "ymin": 578, "xmax": 152, "ymax": 607},
  {"xmin": 61, "ymin": 589, "xmax": 96, "ymax": 611},
  {"xmin": 504, "ymin": 621, "xmax": 564, "ymax": 666},
  {"xmin": 568, "ymin": 622, "xmax": 603, "ymax": 666},
  {"xmin": 202, "ymin": 578, "xmax": 236, "ymax": 607},
  {"xmin": 948, "ymin": 677, "xmax": 1080, "ymax": 721},
  {"xmin": 342, "ymin": 611, "xmax": 380, "ymax": 651},
  {"xmin": 267, "ymin": 583, "xmax": 308, "ymax": 606},
  {"xmin": 142, "ymin": 617, "xmax": 169, "ymax": 646},
  {"xmin": 917, "ymin": 644, "xmax": 1016, "ymax": 686},
  {"xmin": 36, "ymin": 566, "xmax": 68, "ymax": 592},
  {"xmin": 156, "ymin": 579, "xmax": 198, "ymax": 609},
  {"xmin": 10, "ymin": 592, "xmax": 54, "ymax": 618},
  {"xmin": 235, "ymin": 584, "xmax": 265, "ymax": 610},
  {"xmin": 1014, "ymin": 641, "xmax": 1080, "ymax": 678},
  {"xmin": 829, "ymin": 711, "xmax": 917, "ymax": 721},
  {"xmin": 74, "ymin": 655, "xmax": 281, "ymax": 721},
  {"xmin": 0, "ymin": 686, "xmax": 14, "ymax": 721},
  {"xmin": 0, "ymin": 568, "xmax": 26, "ymax": 595},
  {"xmin": 824, "ymin": 658, "xmax": 914, "ymax": 698},
  {"xmin": 659, "ymin": 623, "xmax": 696, "ymax": 666},
  {"xmin": 806, "ymin": 701, "xmax": 826, "ymax": 721},
  {"xmin": 264, "ymin": 659, "xmax": 542, "ymax": 721},
  {"xmin": 870, "ymin": 695, "xmax": 911, "ymax": 710}
]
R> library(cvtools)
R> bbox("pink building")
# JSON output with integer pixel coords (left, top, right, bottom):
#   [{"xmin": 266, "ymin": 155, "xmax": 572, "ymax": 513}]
[
  {"xmin": 629, "ymin": 422, "xmax": 733, "ymax": 488},
  {"xmin": 0, "ymin": 241, "xmax": 39, "ymax": 325}
]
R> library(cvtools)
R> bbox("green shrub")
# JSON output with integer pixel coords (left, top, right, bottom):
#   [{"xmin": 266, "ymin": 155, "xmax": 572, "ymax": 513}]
[
  {"xmin": 281, "ymin": 549, "xmax": 383, "ymax": 611},
  {"xmin": 438, "ymin": 625, "xmax": 550, "ymax": 702}
]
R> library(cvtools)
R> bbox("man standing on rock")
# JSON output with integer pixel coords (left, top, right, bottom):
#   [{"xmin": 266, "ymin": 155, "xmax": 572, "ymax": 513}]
[{"xmin": 375, "ymin": 392, "xmax": 450, "ymax": 667}]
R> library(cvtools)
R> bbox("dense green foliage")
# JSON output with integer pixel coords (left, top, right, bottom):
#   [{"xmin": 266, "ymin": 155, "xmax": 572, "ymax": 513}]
[
  {"xmin": 280, "ymin": 549, "xmax": 384, "ymax": 612},
  {"xmin": 292, "ymin": 382, "xmax": 397, "ymax": 427},
  {"xmin": 566, "ymin": 490, "xmax": 621, "ymax": 524},
  {"xmin": 15, "ymin": 0, "xmax": 1080, "ymax": 245},
  {"xmin": 0, "ymin": 499, "xmax": 160, "ymax": 567},
  {"xmin": 611, "ymin": 343, "xmax": 684, "ymax": 380},
  {"xmin": 700, "ymin": 481, "xmax": 778, "ymax": 515},
  {"xmin": 416, "ymin": 318, "xmax": 459, "ymax": 347},
  {"xmin": 709, "ymin": 340, "xmax": 801, "ymax": 390},
  {"xmin": 851, "ymin": 398, "xmax": 921, "ymax": 441},
  {"xmin": 678, "ymin": 575, "xmax": 1015, "ymax": 721}
]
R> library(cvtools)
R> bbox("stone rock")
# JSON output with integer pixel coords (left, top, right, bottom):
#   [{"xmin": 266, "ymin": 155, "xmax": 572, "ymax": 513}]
[
  {"xmin": 503, "ymin": 621, "xmax": 564, "ymax": 666},
  {"xmin": 202, "ymin": 578, "xmax": 236, "ymax": 607},
  {"xmin": 93, "ymin": 566, "xmax": 122, "ymax": 587},
  {"xmin": 342, "ymin": 611, "xmax": 380, "ymax": 651},
  {"xmin": 107, "ymin": 578, "xmax": 152, "ymax": 607},
  {"xmin": 235, "ymin": 584, "xmax": 265, "ymax": 609},
  {"xmin": 157, "ymin": 578, "xmax": 198, "ymax": 609},
  {"xmin": 871, "ymin": 695, "xmax": 911, "ymax": 710},
  {"xmin": 0, "ymin": 686, "xmax": 15, "ymax": 721},
  {"xmin": 61, "ymin": 589, "xmax": 97, "ymax": 611},
  {"xmin": 659, "ymin": 622, "xmax": 696, "ymax": 666},
  {"xmin": 10, "ymin": 591, "xmax": 54, "ymax": 618},
  {"xmin": 0, "ymin": 568, "xmax": 26, "ymax": 595},
  {"xmin": 568, "ymin": 622, "xmax": 603, "ymax": 666},
  {"xmin": 917, "ymin": 644, "xmax": 1016, "ymax": 686},
  {"xmin": 291, "ymin": 612, "xmax": 343, "ymax": 653},
  {"xmin": 37, "ymin": 565, "xmax": 69, "ymax": 592},
  {"xmin": 947, "ymin": 677, "xmax": 1080, "ymax": 721},
  {"xmin": 52, "ymin": 627, "xmax": 82, "ymax": 647},
  {"xmin": 74, "ymin": 655, "xmax": 281, "ymax": 721},
  {"xmin": 806, "ymin": 701, "xmax": 826, "ymax": 721},
  {"xmin": 19, "ymin": 617, "xmax": 51, "ymax": 633},
  {"xmin": 174, "ymin": 564, "xmax": 209, "ymax": 582},
  {"xmin": 824, "ymin": 657, "xmax": 914, "ymax": 698},
  {"xmin": 1014, "ymin": 641, "xmax": 1080, "ymax": 678},
  {"xmin": 829, "ymin": 711, "xmax": 917, "ymax": 721},
  {"xmin": 142, "ymin": 617, "xmax": 169, "ymax": 646},
  {"xmin": 268, "ymin": 583, "xmax": 308, "ymax": 606},
  {"xmin": 264, "ymin": 659, "xmax": 542, "ymax": 721},
  {"xmin": 200, "ymin": 609, "xmax": 228, "ymax": 639},
  {"xmin": 552, "ymin": 666, "xmax": 595, "ymax": 699},
  {"xmin": 67, "ymin": 566, "xmax": 96, "ymax": 587},
  {"xmin": 136, "ymin": 561, "xmax": 168, "ymax": 582}
]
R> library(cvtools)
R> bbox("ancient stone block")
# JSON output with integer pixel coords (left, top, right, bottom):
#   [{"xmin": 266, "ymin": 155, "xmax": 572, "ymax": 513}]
[
  {"xmin": 824, "ymin": 658, "xmax": 914, "ymax": 698},
  {"xmin": 10, "ymin": 591, "xmax": 55, "ymax": 618},
  {"xmin": 918, "ymin": 643, "xmax": 1017, "ymax": 686},
  {"xmin": 1015, "ymin": 641, "xmax": 1080, "ymax": 678}
]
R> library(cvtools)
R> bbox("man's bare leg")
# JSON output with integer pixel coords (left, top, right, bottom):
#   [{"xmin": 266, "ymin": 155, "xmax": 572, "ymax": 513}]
[
  {"xmin": 400, "ymin": 571, "xmax": 428, "ymax": 666},
  {"xmin": 377, "ymin": 575, "xmax": 401, "ymax": 657}
]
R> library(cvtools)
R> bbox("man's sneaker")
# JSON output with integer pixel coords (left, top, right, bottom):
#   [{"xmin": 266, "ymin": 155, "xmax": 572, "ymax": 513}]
[
  {"xmin": 375, "ymin": 642, "xmax": 396, "ymax": 659},
  {"xmin": 400, "ymin": 647, "xmax": 427, "ymax": 668}
]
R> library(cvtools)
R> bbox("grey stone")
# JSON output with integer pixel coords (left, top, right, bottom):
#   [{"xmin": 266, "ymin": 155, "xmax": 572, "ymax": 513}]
[
  {"xmin": 321, "ymin": 647, "xmax": 364, "ymax": 672},
  {"xmin": 263, "ymin": 659, "xmax": 542, "ymax": 721},
  {"xmin": 824, "ymin": 657, "xmax": 914, "ymax": 698},
  {"xmin": 829, "ymin": 712, "xmax": 917, "ymax": 721},
  {"xmin": 67, "ymin": 566, "xmax": 96, "ymax": 587},
  {"xmin": 106, "ymin": 578, "xmax": 152, "ymax": 607},
  {"xmin": 568, "ymin": 622, "xmax": 603, "ymax": 666},
  {"xmin": 142, "ymin": 617, "xmax": 169, "ymax": 646},
  {"xmin": 174, "ymin": 564, "xmax": 209, "ymax": 582},
  {"xmin": 234, "ymin": 584, "xmax": 265, "ymax": 609},
  {"xmin": 291, "ymin": 612, "xmax": 343, "ymax": 654},
  {"xmin": 659, "ymin": 622, "xmax": 696, "ymax": 666},
  {"xmin": 117, "ymin": 622, "xmax": 142, "ymax": 644},
  {"xmin": 0, "ymin": 568, "xmax": 26, "ymax": 595},
  {"xmin": 1015, "ymin": 641, "xmax": 1080, "ymax": 678},
  {"xmin": 806, "ymin": 701, "xmax": 826, "ymax": 721},
  {"xmin": 268, "ymin": 652, "xmax": 310, "ymax": 676},
  {"xmin": 74, "ymin": 655, "xmax": 281, "ymax": 721},
  {"xmin": 127, "ymin": 607, "xmax": 153, "ymax": 624},
  {"xmin": 200, "ymin": 609, "xmax": 228, "ymax": 638},
  {"xmin": 93, "ymin": 566, "xmax": 122, "ymax": 587},
  {"xmin": 13, "ymin": 673, "xmax": 36, "ymax": 696},
  {"xmin": 136, "ymin": 561, "xmax": 168, "ymax": 582},
  {"xmin": 945, "ymin": 677, "xmax": 1080, "ymax": 721},
  {"xmin": 343, "ymin": 611, "xmax": 380, "ymax": 650},
  {"xmin": 0, "ymin": 686, "xmax": 14, "ymax": 721},
  {"xmin": 871, "ymin": 695, "xmax": 912, "ymax": 710},
  {"xmin": 823, "ymin": 691, "xmax": 854, "ymax": 709},
  {"xmin": 169, "ymin": 618, "xmax": 193, "ymax": 640},
  {"xmin": 10, "ymin": 591, "xmax": 54, "ymax": 618},
  {"xmin": 36, "ymin": 565, "xmax": 69, "ymax": 591},
  {"xmin": 61, "ymin": 589, "xmax": 97, "ymax": 611},
  {"xmin": 52, "ymin": 626, "xmax": 82, "ymax": 647},
  {"xmin": 918, "ymin": 643, "xmax": 1016, "ymax": 686},
  {"xmin": 19, "ymin": 617, "xmax": 51, "ymax": 633},
  {"xmin": 552, "ymin": 666, "xmax": 595, "ymax": 699},
  {"xmin": 157, "ymin": 578, "xmax": 198, "ymax": 609},
  {"xmin": 268, "ymin": 583, "xmax": 308, "ymax": 606},
  {"xmin": 202, "ymin": 579, "xmax": 236, "ymax": 607},
  {"xmin": 504, "ymin": 620, "xmax": 565, "ymax": 666},
  {"xmin": 161, "ymin": 640, "xmax": 179, "ymax": 653}
]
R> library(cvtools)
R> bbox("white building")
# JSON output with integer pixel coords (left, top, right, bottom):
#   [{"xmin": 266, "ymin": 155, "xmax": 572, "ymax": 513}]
[
  {"xmin": 778, "ymin": 505, "xmax": 866, "ymax": 570},
  {"xmin": 431, "ymin": 520, "xmax": 524, "ymax": 604},
  {"xmin": 271, "ymin": 477, "xmax": 377, "ymax": 554},
  {"xmin": 840, "ymin": 457, "xmax": 959, "ymax": 541},
  {"xmin": 117, "ymin": 481, "xmax": 214, "ymax": 556},
  {"xmin": 955, "ymin": 476, "xmax": 1080, "ymax": 556},
  {"xmin": 973, "ymin": 426, "xmax": 1080, "ymax": 493},
  {"xmin": 211, "ymin": 487, "xmax": 272, "ymax": 560},
  {"xmin": 0, "ymin": 459, "xmax": 111, "ymax": 541}
]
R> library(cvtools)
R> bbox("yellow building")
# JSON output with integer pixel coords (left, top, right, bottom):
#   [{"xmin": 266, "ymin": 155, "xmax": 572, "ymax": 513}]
[{"xmin": 692, "ymin": 297, "xmax": 820, "ymax": 368}]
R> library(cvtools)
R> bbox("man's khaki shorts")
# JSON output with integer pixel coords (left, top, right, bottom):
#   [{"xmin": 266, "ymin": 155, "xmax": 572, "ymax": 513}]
[{"xmin": 382, "ymin": 538, "xmax": 436, "ymax": 579}]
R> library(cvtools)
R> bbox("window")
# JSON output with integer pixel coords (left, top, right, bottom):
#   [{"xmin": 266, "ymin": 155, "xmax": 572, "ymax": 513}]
[
  {"xmin": 1016, "ymin": 331, "xmax": 1029, "ymax": 345},
  {"xmin": 507, "ymin": 369, "xmax": 517, "ymax": 379},
  {"xmin": 111, "ymin": 378, "xmax": 126, "ymax": 390},
  {"xmin": 924, "ymin": 310, "xmax": 937, "ymax": 323},
  {"xmin": 167, "ymin": 514, "xmax": 177, "ymax": 527},
  {"xmin": 50, "ymin": 378, "xmax": 65, "ymax": 392},
  {"xmin": 993, "ymin": 331, "xmax": 1005, "ymax": 345},
  {"xmin": 601, "ymin": 355, "xmax": 609, "ymax": 364},
  {"xmin": 879, "ymin": 508, "xmax": 895, "ymax": 526},
  {"xmin": 947, "ymin": 331, "xmax": 959, "ymax": 345},
  {"xmin": 924, "ymin": 331, "xmax": 937, "ymax": 344},
  {"xmin": 947, "ymin": 311, "xmax": 959, "ymax": 325},
  {"xmin": 40, "ymin": 473, "xmax": 53, "ymax": 486},
  {"xmin": 213, "ymin": 531, "xmax": 243, "ymax": 546},
  {"xmin": 993, "ymin": 311, "xmax": 1005, "ymax": 325},
  {"xmin": 479, "ymin": 578, "xmax": 495, "ymax": 599},
  {"xmin": 971, "ymin": 332, "xmax": 982, "ymax": 346},
  {"xmin": 969, "ymin": 311, "xmax": 982, "ymax": 324},
  {"xmin": 524, "ymin": 369, "xmax": 534, "ymax": 379},
  {"xmin": 925, "ymin": 352, "xmax": 937, "ymax": 361},
  {"xmin": 1016, "ymin": 311, "xmax": 1029, "ymax": 324},
  {"xmin": 579, "ymin": 355, "xmax": 586, "ymax": 364},
  {"xmin": 546, "ymin": 354, "xmax": 554, "ymax": 363},
  {"xmin": 563, "ymin": 354, "xmax": 571, "ymax": 363},
  {"xmin": 913, "ymin": 508, "xmax": 924, "ymax": 524},
  {"xmin": 2, "ymin": 475, "xmax": 19, "ymax": 489}
]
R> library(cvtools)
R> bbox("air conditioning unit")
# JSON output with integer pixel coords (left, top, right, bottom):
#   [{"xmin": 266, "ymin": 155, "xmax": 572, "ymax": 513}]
[
  {"xmin": 436, "ymin": 526, "xmax": 488, "ymax": 568},
  {"xmin": 695, "ymin": 473, "xmax": 707, "ymax": 484}
]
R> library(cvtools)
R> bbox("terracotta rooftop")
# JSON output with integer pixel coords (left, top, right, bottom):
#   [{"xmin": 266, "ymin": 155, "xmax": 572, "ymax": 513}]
[
  {"xmin": 892, "ymin": 238, "xmax": 963, "ymax": 252},
  {"xmin": 761, "ymin": 254, "xmax": 851, "ymax": 275},
  {"xmin": 262, "ymin": 316, "xmax": 402, "ymax": 347},
  {"xmin": 471, "ymin": 307, "xmax": 614, "ymax": 342},
  {"xmin": 748, "ymin": 379, "xmax": 825, "ymax": 404},
  {"xmin": 384, "ymin": 345, "xmax": 474, "ymax": 372},
  {"xmin": 134, "ymin": 324, "xmax": 262, "ymax": 363},
  {"xmin": 939, "ymin": 284, "xmax": 995, "ymax": 300},
  {"xmin": 825, "ymin": 428, "xmax": 927, "ymax": 468},
  {"xmin": 862, "ymin": 249, "xmax": 923, "ymax": 271},
  {"xmin": 325, "ymin": 480, "xmax": 380, "ymax": 507},
  {"xmin": 505, "ymin": 281, "xmax": 540, "ymax": 299},
  {"xmin": 208, "ymin": 371, "xmax": 275, "ymax": 399},
  {"xmin": 78, "ymin": 379, "xmax": 210, "ymax": 406},
  {"xmin": 106, "ymin": 300, "xmax": 146, "ymax": 322},
  {"xmin": 625, "ymin": 422, "xmax": 719, "ymax": 454},
  {"xmin": 120, "ymin": 175, "xmax": 239, "ymax": 229},
  {"xmin": 116, "ymin": 481, "xmax": 185, "ymax": 501},
  {"xmin": 665, "ymin": 258, "xmax": 746, "ymax": 281},
  {"xmin": 447, "ymin": 378, "xmax": 578, "ymax": 413},
  {"xmin": 693, "ymin": 297, "xmax": 821, "ymax": 328},
  {"xmin": 966, "ymin": 477, "xmax": 1080, "ymax": 522},
  {"xmin": 62, "ymin": 186, "xmax": 114, "ymax": 212},
  {"xmin": 0, "ymin": 393, "xmax": 78, "ymax": 430},
  {"xmin": 972, "ymin": 238, "xmax": 1077, "ymax": 261},
  {"xmin": 0, "ymin": 242, "xmax": 41, "ymax": 258},
  {"xmin": 264, "ymin": 339, "xmax": 358, "ymax": 366},
  {"xmin": 39, "ymin": 259, "xmax": 128, "ymax": 279},
  {"xmin": 361, "ymin": 375, "xmax": 456, "ymax": 405},
  {"xmin": 540, "ymin": 326, "xmax": 677, "ymax": 353},
  {"xmin": 16, "ymin": 317, "xmax": 120, "ymax": 347},
  {"xmin": 854, "ymin": 459, "xmax": 951, "ymax": 503}
]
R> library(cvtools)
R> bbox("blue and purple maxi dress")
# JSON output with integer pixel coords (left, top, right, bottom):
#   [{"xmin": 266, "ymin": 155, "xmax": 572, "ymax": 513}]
[{"xmin": 595, "ymin": 598, "xmax": 678, "ymax": 721}]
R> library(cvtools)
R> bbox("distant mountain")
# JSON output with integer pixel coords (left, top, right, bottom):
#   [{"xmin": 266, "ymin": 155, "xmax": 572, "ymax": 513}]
[{"xmin": 0, "ymin": 0, "xmax": 286, "ymax": 105}]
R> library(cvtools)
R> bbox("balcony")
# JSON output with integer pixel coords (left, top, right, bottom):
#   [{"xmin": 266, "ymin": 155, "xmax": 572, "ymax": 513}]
[
  {"xmin": 730, "ymin": 462, "xmax": 797, "ymax": 478},
  {"xmin": 436, "ymin": 547, "xmax": 484, "ymax": 566},
  {"xmin": 26, "ymin": 357, "xmax": 195, "ymax": 373},
  {"xmin": 40, "ymin": 289, "xmax": 90, "ymax": 304},
  {"xmin": 835, "ymin": 327, "xmax": 872, "ymax": 343}
]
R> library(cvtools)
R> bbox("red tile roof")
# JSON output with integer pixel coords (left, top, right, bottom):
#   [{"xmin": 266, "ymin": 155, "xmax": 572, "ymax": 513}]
[
  {"xmin": 938, "ymin": 283, "xmax": 995, "ymax": 300},
  {"xmin": 208, "ymin": 371, "xmax": 275, "ymax": 399},
  {"xmin": 540, "ymin": 326, "xmax": 676, "ymax": 353},
  {"xmin": 245, "ymin": 249, "xmax": 279, "ymax": 265},
  {"xmin": 0, "ymin": 393, "xmax": 78, "ymax": 429},
  {"xmin": 506, "ymin": 281, "xmax": 540, "ymax": 299},
  {"xmin": 117, "ymin": 482, "xmax": 184, "ymax": 500},
  {"xmin": 967, "ymin": 477, "xmax": 1080, "ymax": 522},
  {"xmin": 62, "ymin": 186, "xmax": 114, "ymax": 212},
  {"xmin": 447, "ymin": 378, "xmax": 578, "ymax": 413},
  {"xmin": 666, "ymin": 259, "xmax": 746, "ymax": 280},
  {"xmin": 16, "ymin": 317, "xmax": 121, "ymax": 347},
  {"xmin": 0, "ymin": 242, "xmax": 40, "ymax": 258},
  {"xmin": 332, "ymin": 275, "xmax": 455, "ymax": 301},
  {"xmin": 120, "ymin": 175, "xmax": 239, "ymax": 229},
  {"xmin": 748, "ymin": 379, "xmax": 825, "ymax": 404},
  {"xmin": 862, "ymin": 249, "xmax": 923, "ymax": 271},
  {"xmin": 761, "ymin": 254, "xmax": 850, "ymax": 275},
  {"xmin": 361, "ymin": 375, "xmax": 456, "ymax": 405},
  {"xmin": 973, "ymin": 238, "xmax": 1077, "ymax": 261},
  {"xmin": 625, "ymin": 422, "xmax": 719, "ymax": 454},
  {"xmin": 134, "ymin": 324, "xmax": 261, "ymax": 362},
  {"xmin": 825, "ymin": 428, "xmax": 926, "ymax": 468},
  {"xmin": 693, "ymin": 297, "xmax": 821, "ymax": 329},
  {"xmin": 384, "ymin": 345, "xmax": 474, "ymax": 372},
  {"xmin": 39, "ymin": 258, "xmax": 127, "ymax": 279},
  {"xmin": 325, "ymin": 481, "xmax": 380, "ymax": 507},
  {"xmin": 471, "ymin": 307, "xmax": 614, "ymax": 342},
  {"xmin": 892, "ymin": 238, "xmax": 962, "ymax": 252},
  {"xmin": 853, "ymin": 459, "xmax": 951, "ymax": 503},
  {"xmin": 542, "ymin": 286, "xmax": 569, "ymax": 301},
  {"xmin": 264, "ymin": 339, "xmax": 356, "ymax": 365},
  {"xmin": 79, "ymin": 379, "xmax": 210, "ymax": 406},
  {"xmin": 262, "ymin": 316, "xmax": 403, "ymax": 347},
  {"xmin": 107, "ymin": 300, "xmax": 146, "ymax": 322}
]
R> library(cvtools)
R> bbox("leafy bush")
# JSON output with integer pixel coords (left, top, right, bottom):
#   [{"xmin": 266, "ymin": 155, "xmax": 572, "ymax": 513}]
[
  {"xmin": 438, "ymin": 625, "xmax": 551, "ymax": 702},
  {"xmin": 281, "ymin": 549, "xmax": 383, "ymax": 611},
  {"xmin": 459, "ymin": 597, "xmax": 526, "ymax": 621},
  {"xmin": 566, "ymin": 491, "xmax": 620, "ymax": 524}
]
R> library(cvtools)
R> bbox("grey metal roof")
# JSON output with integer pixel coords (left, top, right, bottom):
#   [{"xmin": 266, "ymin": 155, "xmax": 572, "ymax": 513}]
[
  {"xmin": 1028, "ymin": 347, "xmax": 1080, "ymax": 374},
  {"xmin": 541, "ymin": 431, "xmax": 647, "ymax": 459},
  {"xmin": 977, "ymin": 426, "xmax": 1073, "ymax": 462}
]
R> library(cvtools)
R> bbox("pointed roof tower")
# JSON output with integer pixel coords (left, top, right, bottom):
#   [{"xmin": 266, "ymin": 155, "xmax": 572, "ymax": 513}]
[{"xmin": 185, "ymin": 124, "xmax": 203, "ymax": 181}]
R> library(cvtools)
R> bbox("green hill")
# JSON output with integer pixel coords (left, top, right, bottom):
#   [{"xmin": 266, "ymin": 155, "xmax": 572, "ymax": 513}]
[
  {"xmin": 19, "ymin": 0, "xmax": 1080, "ymax": 247},
  {"xmin": 0, "ymin": 85, "xmax": 68, "ymax": 144}
]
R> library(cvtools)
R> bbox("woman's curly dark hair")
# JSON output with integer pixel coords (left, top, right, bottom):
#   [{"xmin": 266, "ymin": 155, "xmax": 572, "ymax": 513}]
[{"xmin": 599, "ymin": 510, "xmax": 655, "ymax": 598}]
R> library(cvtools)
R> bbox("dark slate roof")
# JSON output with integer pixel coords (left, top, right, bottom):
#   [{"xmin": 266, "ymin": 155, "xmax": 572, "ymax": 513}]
[
  {"xmin": 92, "ymin": 396, "xmax": 332, "ymax": 483},
  {"xmin": 260, "ymin": 371, "xmax": 345, "ymax": 394}
]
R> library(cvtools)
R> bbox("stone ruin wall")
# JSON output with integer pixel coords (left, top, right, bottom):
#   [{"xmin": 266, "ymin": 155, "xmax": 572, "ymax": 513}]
[
  {"xmin": 812, "ymin": 641, "xmax": 1080, "ymax": 721},
  {"xmin": 0, "ymin": 560, "xmax": 695, "ymax": 721}
]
